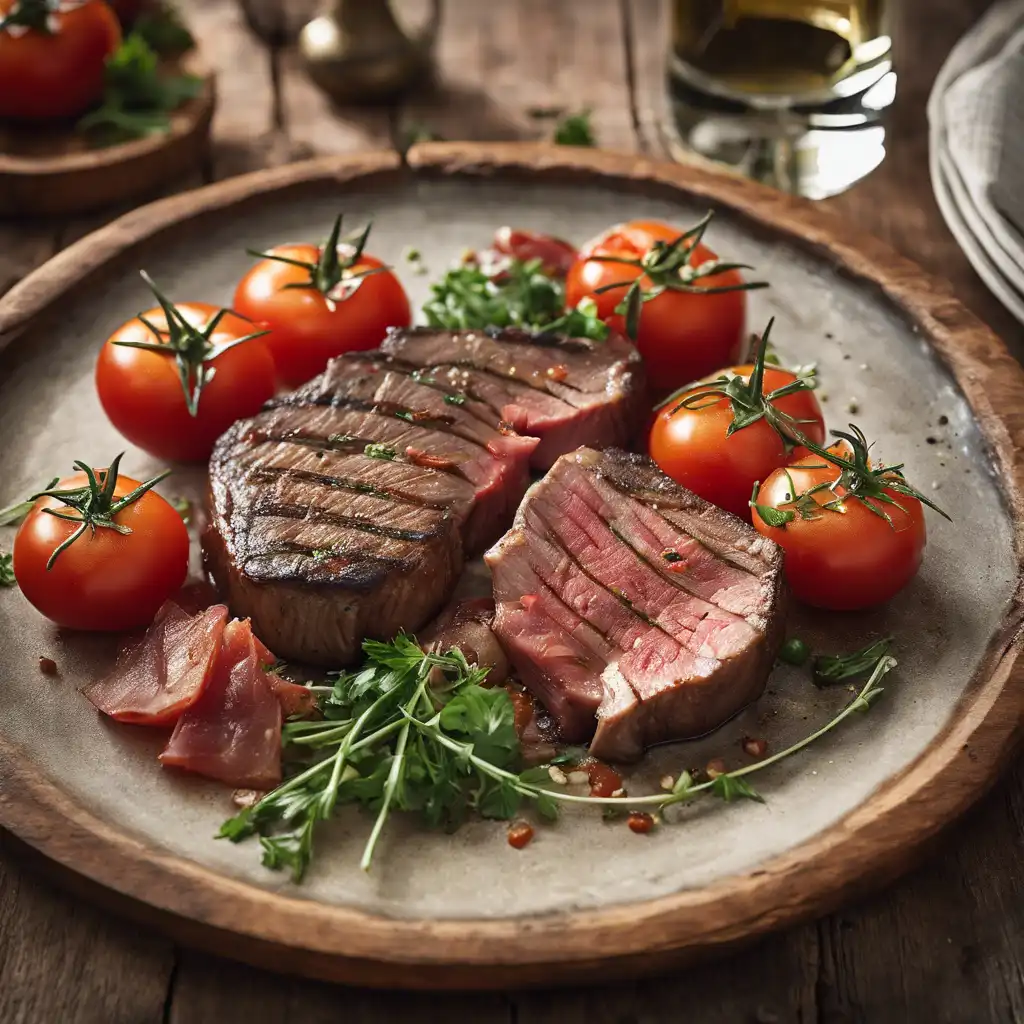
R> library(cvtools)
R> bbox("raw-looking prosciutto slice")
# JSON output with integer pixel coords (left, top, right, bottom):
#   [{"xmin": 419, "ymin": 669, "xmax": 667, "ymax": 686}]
[
  {"xmin": 159, "ymin": 618, "xmax": 284, "ymax": 789},
  {"xmin": 83, "ymin": 602, "xmax": 228, "ymax": 725}
]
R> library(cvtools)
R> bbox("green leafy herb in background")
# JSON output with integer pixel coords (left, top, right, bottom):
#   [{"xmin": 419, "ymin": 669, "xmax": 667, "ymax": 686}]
[
  {"xmin": 553, "ymin": 109, "xmax": 596, "ymax": 147},
  {"xmin": 78, "ymin": 33, "xmax": 202, "ymax": 142},
  {"xmin": 0, "ymin": 477, "xmax": 57, "ymax": 527},
  {"xmin": 0, "ymin": 552, "xmax": 15, "ymax": 588},
  {"xmin": 220, "ymin": 634, "xmax": 895, "ymax": 881},
  {"xmin": 423, "ymin": 257, "xmax": 608, "ymax": 341},
  {"xmin": 132, "ymin": 3, "xmax": 194, "ymax": 56}
]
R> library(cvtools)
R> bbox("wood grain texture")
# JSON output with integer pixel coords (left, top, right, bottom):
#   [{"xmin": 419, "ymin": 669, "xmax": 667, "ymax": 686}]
[
  {"xmin": 1, "ymin": 145, "xmax": 1023, "ymax": 992},
  {"xmin": 0, "ymin": 51, "xmax": 215, "ymax": 218},
  {"xmin": 3, "ymin": 0, "xmax": 1024, "ymax": 1019}
]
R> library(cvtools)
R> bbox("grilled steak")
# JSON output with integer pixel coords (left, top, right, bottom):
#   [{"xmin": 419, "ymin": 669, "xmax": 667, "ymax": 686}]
[
  {"xmin": 485, "ymin": 448, "xmax": 786, "ymax": 762},
  {"xmin": 373, "ymin": 326, "xmax": 646, "ymax": 469},
  {"xmin": 206, "ymin": 359, "xmax": 539, "ymax": 666}
]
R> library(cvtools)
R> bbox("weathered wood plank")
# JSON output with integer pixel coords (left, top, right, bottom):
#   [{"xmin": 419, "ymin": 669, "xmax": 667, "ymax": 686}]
[
  {"xmin": 0, "ymin": 834, "xmax": 173, "ymax": 1024},
  {"xmin": 395, "ymin": 0, "xmax": 637, "ymax": 151}
]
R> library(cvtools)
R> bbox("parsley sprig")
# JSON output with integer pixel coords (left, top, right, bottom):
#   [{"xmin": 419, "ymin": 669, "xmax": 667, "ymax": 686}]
[
  {"xmin": 221, "ymin": 634, "xmax": 895, "ymax": 880},
  {"xmin": 423, "ymin": 257, "xmax": 608, "ymax": 341},
  {"xmin": 78, "ymin": 32, "xmax": 202, "ymax": 142}
]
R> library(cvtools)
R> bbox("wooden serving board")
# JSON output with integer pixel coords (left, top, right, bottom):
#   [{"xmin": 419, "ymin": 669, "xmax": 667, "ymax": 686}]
[
  {"xmin": 0, "ymin": 48, "xmax": 215, "ymax": 217},
  {"xmin": 0, "ymin": 144, "xmax": 1022, "ymax": 990}
]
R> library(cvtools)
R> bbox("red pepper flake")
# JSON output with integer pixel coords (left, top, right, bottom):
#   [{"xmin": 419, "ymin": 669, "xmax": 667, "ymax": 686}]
[
  {"xmin": 507, "ymin": 821, "xmax": 534, "ymax": 849},
  {"xmin": 706, "ymin": 757, "xmax": 727, "ymax": 778},
  {"xmin": 38, "ymin": 657, "xmax": 58, "ymax": 676},
  {"xmin": 627, "ymin": 811, "xmax": 655, "ymax": 834},
  {"xmin": 546, "ymin": 364, "xmax": 568, "ymax": 382},
  {"xmin": 742, "ymin": 737, "xmax": 768, "ymax": 758},
  {"xmin": 405, "ymin": 447, "xmax": 457, "ymax": 471},
  {"xmin": 586, "ymin": 760, "xmax": 623, "ymax": 798}
]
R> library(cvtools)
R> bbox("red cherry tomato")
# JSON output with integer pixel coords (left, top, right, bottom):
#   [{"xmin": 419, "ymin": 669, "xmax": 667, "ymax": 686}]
[
  {"xmin": 752, "ymin": 444, "xmax": 928, "ymax": 610},
  {"xmin": 233, "ymin": 244, "xmax": 411, "ymax": 388},
  {"xmin": 14, "ymin": 467, "xmax": 189, "ymax": 631},
  {"xmin": 0, "ymin": 0, "xmax": 121, "ymax": 121},
  {"xmin": 566, "ymin": 219, "xmax": 754, "ymax": 395},
  {"xmin": 492, "ymin": 226, "xmax": 578, "ymax": 278},
  {"xmin": 648, "ymin": 363, "xmax": 825, "ymax": 520},
  {"xmin": 96, "ymin": 301, "xmax": 277, "ymax": 463}
]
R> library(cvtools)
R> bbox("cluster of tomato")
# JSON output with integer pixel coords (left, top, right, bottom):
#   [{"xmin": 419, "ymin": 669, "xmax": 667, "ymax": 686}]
[{"xmin": 12, "ymin": 212, "xmax": 940, "ymax": 633}]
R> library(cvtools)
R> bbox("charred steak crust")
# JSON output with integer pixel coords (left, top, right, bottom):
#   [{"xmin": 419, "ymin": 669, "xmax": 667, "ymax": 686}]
[
  {"xmin": 485, "ymin": 447, "xmax": 786, "ymax": 762},
  {"xmin": 377, "ymin": 326, "xmax": 646, "ymax": 469}
]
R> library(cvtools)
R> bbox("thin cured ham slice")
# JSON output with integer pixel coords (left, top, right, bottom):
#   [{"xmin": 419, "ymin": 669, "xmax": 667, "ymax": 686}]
[
  {"xmin": 159, "ymin": 618, "xmax": 284, "ymax": 789},
  {"xmin": 83, "ymin": 602, "xmax": 228, "ymax": 725}
]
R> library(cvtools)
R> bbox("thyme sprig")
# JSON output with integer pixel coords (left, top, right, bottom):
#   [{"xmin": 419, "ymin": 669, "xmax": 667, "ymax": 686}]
[
  {"xmin": 221, "ymin": 633, "xmax": 894, "ymax": 881},
  {"xmin": 813, "ymin": 638, "xmax": 893, "ymax": 688},
  {"xmin": 590, "ymin": 210, "xmax": 768, "ymax": 340},
  {"xmin": 27, "ymin": 453, "xmax": 169, "ymax": 569},
  {"xmin": 656, "ymin": 318, "xmax": 816, "ymax": 441},
  {"xmin": 246, "ymin": 214, "xmax": 387, "ymax": 311},
  {"xmin": 113, "ymin": 271, "xmax": 268, "ymax": 417}
]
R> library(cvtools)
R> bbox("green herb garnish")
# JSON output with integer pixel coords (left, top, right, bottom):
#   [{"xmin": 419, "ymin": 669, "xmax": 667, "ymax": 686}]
[
  {"xmin": 553, "ymin": 109, "xmax": 596, "ymax": 147},
  {"xmin": 78, "ymin": 33, "xmax": 202, "ymax": 142},
  {"xmin": 221, "ymin": 634, "xmax": 895, "ymax": 880},
  {"xmin": 423, "ymin": 258, "xmax": 607, "ymax": 341},
  {"xmin": 364, "ymin": 443, "xmax": 397, "ymax": 461},
  {"xmin": 132, "ymin": 4, "xmax": 194, "ymax": 57},
  {"xmin": 813, "ymin": 637, "xmax": 893, "ymax": 688},
  {"xmin": 0, "ymin": 552, "xmax": 15, "ymax": 587}
]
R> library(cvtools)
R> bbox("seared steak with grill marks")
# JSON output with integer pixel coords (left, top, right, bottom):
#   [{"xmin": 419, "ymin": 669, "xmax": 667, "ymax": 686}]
[
  {"xmin": 372, "ymin": 326, "xmax": 645, "ymax": 469},
  {"xmin": 205, "ymin": 357, "xmax": 539, "ymax": 666},
  {"xmin": 485, "ymin": 448, "xmax": 785, "ymax": 762}
]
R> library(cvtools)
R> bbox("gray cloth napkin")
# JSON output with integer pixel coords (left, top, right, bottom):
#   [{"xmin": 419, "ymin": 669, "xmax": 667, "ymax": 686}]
[{"xmin": 928, "ymin": 0, "xmax": 1024, "ymax": 322}]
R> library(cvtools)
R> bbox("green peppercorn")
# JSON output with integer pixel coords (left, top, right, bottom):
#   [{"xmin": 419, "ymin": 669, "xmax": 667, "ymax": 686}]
[{"xmin": 778, "ymin": 637, "xmax": 810, "ymax": 666}]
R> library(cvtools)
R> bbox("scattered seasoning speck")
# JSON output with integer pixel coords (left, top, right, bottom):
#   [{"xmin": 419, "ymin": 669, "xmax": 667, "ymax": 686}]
[
  {"xmin": 825, "ymin": 332, "xmax": 834, "ymax": 340},
  {"xmin": 627, "ymin": 811, "xmax": 655, "ymax": 834},
  {"xmin": 742, "ymin": 736, "xmax": 768, "ymax": 758},
  {"xmin": 706, "ymin": 757, "xmax": 727, "ymax": 778},
  {"xmin": 659, "ymin": 774, "xmax": 675, "ymax": 791},
  {"xmin": 38, "ymin": 657, "xmax": 57, "ymax": 676},
  {"xmin": 507, "ymin": 821, "xmax": 534, "ymax": 849},
  {"xmin": 842, "ymin": 353, "xmax": 851, "ymax": 360},
  {"xmin": 939, "ymin": 414, "xmax": 949, "ymax": 425},
  {"xmin": 846, "ymin": 398, "xmax": 859, "ymax": 414},
  {"xmin": 859, "ymin": 363, "xmax": 869, "ymax": 371},
  {"xmin": 926, "ymin": 436, "xmax": 937, "ymax": 445}
]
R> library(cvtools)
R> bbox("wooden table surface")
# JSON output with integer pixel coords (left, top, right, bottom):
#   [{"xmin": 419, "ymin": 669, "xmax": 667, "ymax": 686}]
[{"xmin": 2, "ymin": 1, "xmax": 1022, "ymax": 1021}]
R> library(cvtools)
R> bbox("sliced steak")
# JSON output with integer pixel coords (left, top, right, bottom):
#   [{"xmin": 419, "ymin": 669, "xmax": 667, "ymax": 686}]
[
  {"xmin": 486, "ymin": 448, "xmax": 785, "ymax": 761},
  {"xmin": 376, "ymin": 326, "xmax": 646, "ymax": 469},
  {"xmin": 206, "ymin": 360, "xmax": 539, "ymax": 666}
]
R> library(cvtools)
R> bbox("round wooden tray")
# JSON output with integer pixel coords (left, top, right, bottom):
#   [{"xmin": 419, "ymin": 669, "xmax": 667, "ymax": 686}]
[
  {"xmin": 0, "ymin": 144, "xmax": 1022, "ymax": 990},
  {"xmin": 0, "ymin": 48, "xmax": 215, "ymax": 217}
]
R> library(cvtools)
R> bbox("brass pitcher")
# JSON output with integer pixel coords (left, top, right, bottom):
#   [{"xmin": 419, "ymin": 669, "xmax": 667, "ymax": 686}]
[{"xmin": 299, "ymin": 0, "xmax": 442, "ymax": 104}]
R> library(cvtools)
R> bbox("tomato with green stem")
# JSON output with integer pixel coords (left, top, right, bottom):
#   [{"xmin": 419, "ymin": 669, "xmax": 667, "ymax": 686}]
[
  {"xmin": 751, "ymin": 428, "xmax": 950, "ymax": 610},
  {"xmin": 13, "ymin": 454, "xmax": 189, "ymax": 631},
  {"xmin": 96, "ymin": 271, "xmax": 276, "ymax": 463},
  {"xmin": 565, "ymin": 214, "xmax": 766, "ymax": 394},
  {"xmin": 233, "ymin": 214, "xmax": 411, "ymax": 388},
  {"xmin": 0, "ymin": 0, "xmax": 121, "ymax": 121},
  {"xmin": 648, "ymin": 319, "xmax": 825, "ymax": 520}
]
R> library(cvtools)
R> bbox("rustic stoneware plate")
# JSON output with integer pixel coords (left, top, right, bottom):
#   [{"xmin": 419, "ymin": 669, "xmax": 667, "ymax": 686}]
[
  {"xmin": 0, "ymin": 48, "xmax": 214, "ymax": 217},
  {"xmin": 0, "ymin": 144, "xmax": 1022, "ymax": 990}
]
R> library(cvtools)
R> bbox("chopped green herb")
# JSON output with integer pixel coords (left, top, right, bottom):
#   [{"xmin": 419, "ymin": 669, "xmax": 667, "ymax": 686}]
[
  {"xmin": 364, "ymin": 443, "xmax": 397, "ymax": 461},
  {"xmin": 443, "ymin": 393, "xmax": 466, "ymax": 406},
  {"xmin": 422, "ymin": 258, "xmax": 607, "ymax": 341},
  {"xmin": 553, "ymin": 109, "xmax": 596, "ymax": 147}
]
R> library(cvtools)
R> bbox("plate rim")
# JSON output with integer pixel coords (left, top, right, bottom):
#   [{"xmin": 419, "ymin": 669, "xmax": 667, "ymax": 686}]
[{"xmin": 1, "ymin": 142, "xmax": 1023, "ymax": 990}]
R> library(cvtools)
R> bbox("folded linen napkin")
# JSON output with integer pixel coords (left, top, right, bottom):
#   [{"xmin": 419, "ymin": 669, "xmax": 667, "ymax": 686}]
[{"xmin": 928, "ymin": 0, "xmax": 1024, "ymax": 321}]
